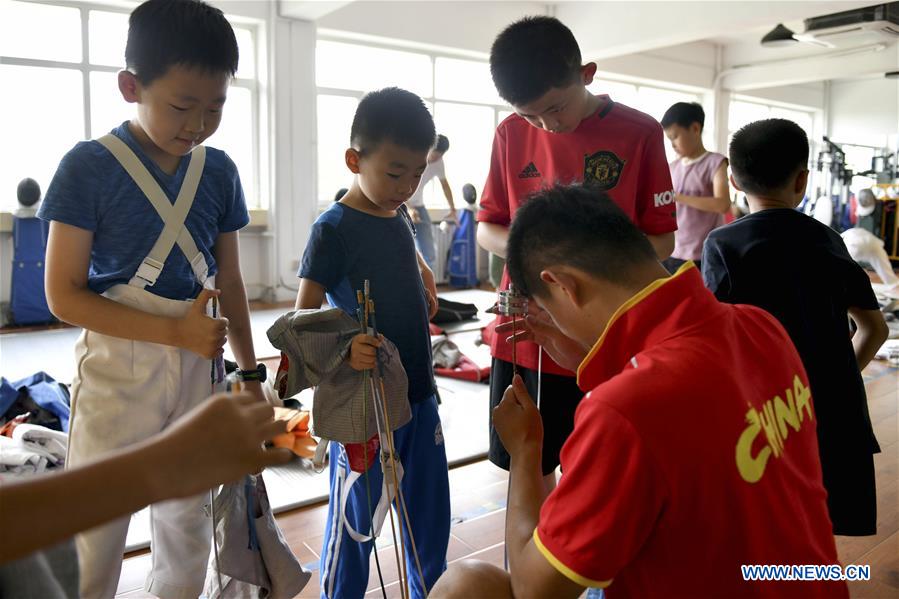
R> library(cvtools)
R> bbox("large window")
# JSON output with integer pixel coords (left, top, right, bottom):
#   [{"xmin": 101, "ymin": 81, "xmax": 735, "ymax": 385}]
[
  {"xmin": 728, "ymin": 98, "xmax": 817, "ymax": 155},
  {"xmin": 0, "ymin": 0, "xmax": 263, "ymax": 211},
  {"xmin": 315, "ymin": 39, "xmax": 510, "ymax": 208},
  {"xmin": 589, "ymin": 77, "xmax": 703, "ymax": 161},
  {"xmin": 728, "ymin": 97, "xmax": 820, "ymax": 197}
]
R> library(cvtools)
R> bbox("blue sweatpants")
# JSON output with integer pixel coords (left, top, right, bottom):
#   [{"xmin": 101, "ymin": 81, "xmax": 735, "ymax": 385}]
[{"xmin": 319, "ymin": 395, "xmax": 450, "ymax": 599}]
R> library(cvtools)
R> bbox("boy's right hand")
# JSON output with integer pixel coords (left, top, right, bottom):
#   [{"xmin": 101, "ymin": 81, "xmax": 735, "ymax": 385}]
[
  {"xmin": 349, "ymin": 333, "xmax": 382, "ymax": 371},
  {"xmin": 178, "ymin": 288, "xmax": 229, "ymax": 359}
]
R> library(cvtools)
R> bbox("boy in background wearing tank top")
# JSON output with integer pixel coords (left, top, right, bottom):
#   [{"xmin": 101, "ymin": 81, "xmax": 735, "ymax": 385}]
[{"xmin": 660, "ymin": 102, "xmax": 730, "ymax": 273}]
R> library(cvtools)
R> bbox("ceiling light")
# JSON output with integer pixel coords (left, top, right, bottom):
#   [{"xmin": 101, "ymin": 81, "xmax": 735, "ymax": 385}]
[{"xmin": 761, "ymin": 23, "xmax": 798, "ymax": 47}]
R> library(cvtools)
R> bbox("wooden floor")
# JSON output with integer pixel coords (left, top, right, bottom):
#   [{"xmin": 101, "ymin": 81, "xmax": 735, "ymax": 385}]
[
  {"xmin": 835, "ymin": 361, "xmax": 899, "ymax": 598},
  {"xmin": 283, "ymin": 362, "xmax": 899, "ymax": 599},
  {"xmin": 115, "ymin": 361, "xmax": 899, "ymax": 598}
]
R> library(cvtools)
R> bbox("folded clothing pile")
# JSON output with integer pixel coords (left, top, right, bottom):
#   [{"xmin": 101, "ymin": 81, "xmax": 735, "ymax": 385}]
[{"xmin": 0, "ymin": 423, "xmax": 68, "ymax": 476}]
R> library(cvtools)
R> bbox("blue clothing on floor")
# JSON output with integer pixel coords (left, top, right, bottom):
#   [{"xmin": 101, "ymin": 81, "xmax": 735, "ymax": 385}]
[
  {"xmin": 0, "ymin": 372, "xmax": 71, "ymax": 433},
  {"xmin": 319, "ymin": 396, "xmax": 450, "ymax": 599},
  {"xmin": 411, "ymin": 206, "xmax": 436, "ymax": 271},
  {"xmin": 299, "ymin": 202, "xmax": 435, "ymax": 403},
  {"xmin": 37, "ymin": 121, "xmax": 248, "ymax": 301}
]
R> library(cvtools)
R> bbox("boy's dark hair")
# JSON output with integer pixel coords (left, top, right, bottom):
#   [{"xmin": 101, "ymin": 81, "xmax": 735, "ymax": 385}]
[
  {"xmin": 729, "ymin": 119, "xmax": 809, "ymax": 196},
  {"xmin": 126, "ymin": 0, "xmax": 238, "ymax": 85},
  {"xmin": 351, "ymin": 88, "xmax": 436, "ymax": 154},
  {"xmin": 435, "ymin": 134, "xmax": 450, "ymax": 154},
  {"xmin": 661, "ymin": 102, "xmax": 705, "ymax": 131},
  {"xmin": 490, "ymin": 16, "xmax": 582, "ymax": 106},
  {"xmin": 507, "ymin": 185, "xmax": 657, "ymax": 297}
]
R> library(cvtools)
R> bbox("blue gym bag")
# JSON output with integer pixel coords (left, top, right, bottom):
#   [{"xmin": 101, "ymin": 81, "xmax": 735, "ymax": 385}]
[{"xmin": 10, "ymin": 215, "xmax": 53, "ymax": 325}]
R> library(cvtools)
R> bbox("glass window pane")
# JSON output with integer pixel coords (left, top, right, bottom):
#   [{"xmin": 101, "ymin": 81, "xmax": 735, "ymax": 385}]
[
  {"xmin": 591, "ymin": 79, "xmax": 638, "ymax": 107},
  {"xmin": 89, "ymin": 71, "xmax": 134, "ymax": 138},
  {"xmin": 729, "ymin": 101, "xmax": 770, "ymax": 133},
  {"xmin": 430, "ymin": 102, "xmax": 495, "ymax": 208},
  {"xmin": 213, "ymin": 86, "xmax": 257, "ymax": 207},
  {"xmin": 0, "ymin": 65, "xmax": 83, "ymax": 212},
  {"xmin": 770, "ymin": 107, "xmax": 814, "ymax": 144},
  {"xmin": 434, "ymin": 57, "xmax": 503, "ymax": 105},
  {"xmin": 0, "ymin": 0, "xmax": 81, "ymax": 62},
  {"xmin": 317, "ymin": 94, "xmax": 358, "ymax": 205},
  {"xmin": 842, "ymin": 144, "xmax": 876, "ymax": 174},
  {"xmin": 234, "ymin": 26, "xmax": 255, "ymax": 79},
  {"xmin": 89, "ymin": 10, "xmax": 128, "ymax": 67},
  {"xmin": 635, "ymin": 87, "xmax": 700, "ymax": 123},
  {"xmin": 316, "ymin": 41, "xmax": 432, "ymax": 97}
]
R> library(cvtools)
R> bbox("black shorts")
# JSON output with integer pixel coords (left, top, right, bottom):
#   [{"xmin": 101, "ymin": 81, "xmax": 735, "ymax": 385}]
[{"xmin": 488, "ymin": 358, "xmax": 583, "ymax": 476}]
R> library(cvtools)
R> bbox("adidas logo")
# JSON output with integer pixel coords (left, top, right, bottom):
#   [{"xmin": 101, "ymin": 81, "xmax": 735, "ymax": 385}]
[{"xmin": 518, "ymin": 162, "xmax": 541, "ymax": 179}]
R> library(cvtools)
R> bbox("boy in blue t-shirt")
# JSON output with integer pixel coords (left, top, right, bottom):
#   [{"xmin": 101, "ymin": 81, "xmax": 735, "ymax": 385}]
[
  {"xmin": 38, "ymin": 1, "xmax": 264, "ymax": 596},
  {"xmin": 296, "ymin": 87, "xmax": 449, "ymax": 599}
]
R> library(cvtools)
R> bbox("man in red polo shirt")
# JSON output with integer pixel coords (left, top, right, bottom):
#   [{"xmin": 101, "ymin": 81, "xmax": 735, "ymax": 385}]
[
  {"xmin": 432, "ymin": 185, "xmax": 846, "ymax": 599},
  {"xmin": 480, "ymin": 16, "xmax": 676, "ymax": 488}
]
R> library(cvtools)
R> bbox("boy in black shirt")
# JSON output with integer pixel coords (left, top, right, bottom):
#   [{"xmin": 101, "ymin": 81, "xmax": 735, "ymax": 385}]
[{"xmin": 702, "ymin": 118, "xmax": 888, "ymax": 535}]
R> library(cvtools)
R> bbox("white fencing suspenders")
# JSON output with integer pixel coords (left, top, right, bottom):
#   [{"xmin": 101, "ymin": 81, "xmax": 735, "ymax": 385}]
[{"xmin": 96, "ymin": 134, "xmax": 211, "ymax": 290}]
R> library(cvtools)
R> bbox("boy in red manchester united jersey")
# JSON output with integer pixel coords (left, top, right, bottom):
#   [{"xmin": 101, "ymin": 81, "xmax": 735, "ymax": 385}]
[
  {"xmin": 479, "ymin": 16, "xmax": 676, "ymax": 487},
  {"xmin": 433, "ymin": 185, "xmax": 846, "ymax": 599}
]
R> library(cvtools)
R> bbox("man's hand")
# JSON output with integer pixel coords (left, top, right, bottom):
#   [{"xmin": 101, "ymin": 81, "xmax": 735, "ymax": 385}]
[
  {"xmin": 349, "ymin": 333, "xmax": 382, "ymax": 370},
  {"xmin": 493, "ymin": 375, "xmax": 543, "ymax": 459},
  {"xmin": 156, "ymin": 393, "xmax": 292, "ymax": 500},
  {"xmin": 446, "ymin": 209, "xmax": 458, "ymax": 224},
  {"xmin": 494, "ymin": 303, "xmax": 588, "ymax": 372},
  {"xmin": 177, "ymin": 288, "xmax": 229, "ymax": 359},
  {"xmin": 410, "ymin": 208, "xmax": 422, "ymax": 223}
]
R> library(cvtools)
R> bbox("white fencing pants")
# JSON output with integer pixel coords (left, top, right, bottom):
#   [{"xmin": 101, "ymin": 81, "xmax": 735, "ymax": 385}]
[{"xmin": 67, "ymin": 284, "xmax": 216, "ymax": 599}]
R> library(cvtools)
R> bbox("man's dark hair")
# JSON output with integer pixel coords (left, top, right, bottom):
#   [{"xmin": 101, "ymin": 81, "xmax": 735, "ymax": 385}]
[
  {"xmin": 661, "ymin": 102, "xmax": 705, "ymax": 131},
  {"xmin": 351, "ymin": 88, "xmax": 436, "ymax": 154},
  {"xmin": 507, "ymin": 185, "xmax": 657, "ymax": 297},
  {"xmin": 729, "ymin": 119, "xmax": 809, "ymax": 196},
  {"xmin": 434, "ymin": 134, "xmax": 450, "ymax": 154},
  {"xmin": 490, "ymin": 16, "xmax": 582, "ymax": 106},
  {"xmin": 126, "ymin": 0, "xmax": 238, "ymax": 85}
]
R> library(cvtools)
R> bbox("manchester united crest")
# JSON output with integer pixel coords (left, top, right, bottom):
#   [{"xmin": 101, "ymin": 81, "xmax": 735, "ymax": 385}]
[{"xmin": 583, "ymin": 150, "xmax": 625, "ymax": 191}]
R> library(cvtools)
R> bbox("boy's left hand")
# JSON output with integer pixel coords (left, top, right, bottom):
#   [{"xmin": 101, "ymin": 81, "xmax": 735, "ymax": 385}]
[
  {"xmin": 425, "ymin": 288, "xmax": 438, "ymax": 320},
  {"xmin": 493, "ymin": 375, "xmax": 543, "ymax": 459}
]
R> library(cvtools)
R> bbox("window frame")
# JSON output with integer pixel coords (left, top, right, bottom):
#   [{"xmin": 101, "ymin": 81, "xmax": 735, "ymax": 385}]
[
  {"xmin": 0, "ymin": 0, "xmax": 264, "ymax": 209},
  {"xmin": 728, "ymin": 94, "xmax": 823, "ymax": 195},
  {"xmin": 729, "ymin": 94, "xmax": 821, "ymax": 155},
  {"xmin": 315, "ymin": 34, "xmax": 513, "ymax": 208}
]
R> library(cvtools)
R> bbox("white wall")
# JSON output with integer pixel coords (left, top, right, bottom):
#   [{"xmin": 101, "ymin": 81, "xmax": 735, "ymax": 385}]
[
  {"xmin": 559, "ymin": 1, "xmax": 876, "ymax": 60},
  {"xmin": 738, "ymin": 82, "xmax": 826, "ymax": 110},
  {"xmin": 315, "ymin": 1, "xmax": 548, "ymax": 55},
  {"xmin": 593, "ymin": 41, "xmax": 717, "ymax": 90},
  {"xmin": 269, "ymin": 17, "xmax": 319, "ymax": 302},
  {"xmin": 828, "ymin": 76, "xmax": 899, "ymax": 149}
]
